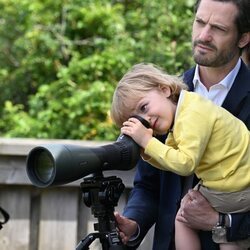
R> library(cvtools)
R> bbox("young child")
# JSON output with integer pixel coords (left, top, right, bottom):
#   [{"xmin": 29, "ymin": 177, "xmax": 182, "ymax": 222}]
[{"xmin": 111, "ymin": 63, "xmax": 250, "ymax": 250}]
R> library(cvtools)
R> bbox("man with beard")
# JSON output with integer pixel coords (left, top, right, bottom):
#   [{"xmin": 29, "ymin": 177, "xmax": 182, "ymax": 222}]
[{"xmin": 114, "ymin": 0, "xmax": 250, "ymax": 249}]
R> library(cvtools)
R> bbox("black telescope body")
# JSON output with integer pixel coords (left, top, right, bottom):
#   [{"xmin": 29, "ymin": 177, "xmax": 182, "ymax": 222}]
[
  {"xmin": 26, "ymin": 135, "xmax": 139, "ymax": 188},
  {"xmin": 26, "ymin": 116, "xmax": 150, "ymax": 188}
]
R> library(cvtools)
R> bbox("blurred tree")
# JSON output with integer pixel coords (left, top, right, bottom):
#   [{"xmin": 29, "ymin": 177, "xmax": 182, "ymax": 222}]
[{"xmin": 0, "ymin": 0, "xmax": 195, "ymax": 140}]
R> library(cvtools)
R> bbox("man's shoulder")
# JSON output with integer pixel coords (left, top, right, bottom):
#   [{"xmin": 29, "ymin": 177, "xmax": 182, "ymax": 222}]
[
  {"xmin": 237, "ymin": 60, "xmax": 250, "ymax": 81},
  {"xmin": 182, "ymin": 67, "xmax": 195, "ymax": 90}
]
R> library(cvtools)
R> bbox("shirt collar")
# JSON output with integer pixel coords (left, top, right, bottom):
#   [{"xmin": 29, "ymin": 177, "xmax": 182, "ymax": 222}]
[{"xmin": 193, "ymin": 59, "xmax": 241, "ymax": 89}]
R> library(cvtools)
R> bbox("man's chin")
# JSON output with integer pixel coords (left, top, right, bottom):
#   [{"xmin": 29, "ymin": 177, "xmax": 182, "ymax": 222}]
[{"xmin": 194, "ymin": 55, "xmax": 213, "ymax": 66}]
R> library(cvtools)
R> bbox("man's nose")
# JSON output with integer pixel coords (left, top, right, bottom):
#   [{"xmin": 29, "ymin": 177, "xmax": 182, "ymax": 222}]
[{"xmin": 199, "ymin": 26, "xmax": 212, "ymax": 42}]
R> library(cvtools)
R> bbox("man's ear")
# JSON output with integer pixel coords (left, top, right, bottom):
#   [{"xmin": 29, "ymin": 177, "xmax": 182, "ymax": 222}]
[{"xmin": 238, "ymin": 32, "xmax": 250, "ymax": 49}]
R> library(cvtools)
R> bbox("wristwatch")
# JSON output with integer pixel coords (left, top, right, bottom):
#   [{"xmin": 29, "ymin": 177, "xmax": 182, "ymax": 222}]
[{"xmin": 212, "ymin": 212, "xmax": 228, "ymax": 243}]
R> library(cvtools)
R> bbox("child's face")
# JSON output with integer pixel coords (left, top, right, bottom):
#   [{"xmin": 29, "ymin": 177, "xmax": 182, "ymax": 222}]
[{"xmin": 132, "ymin": 87, "xmax": 176, "ymax": 135}]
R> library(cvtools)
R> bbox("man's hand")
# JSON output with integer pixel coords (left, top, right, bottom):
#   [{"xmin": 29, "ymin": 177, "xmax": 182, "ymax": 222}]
[
  {"xmin": 176, "ymin": 189, "xmax": 219, "ymax": 231},
  {"xmin": 114, "ymin": 212, "xmax": 138, "ymax": 244}
]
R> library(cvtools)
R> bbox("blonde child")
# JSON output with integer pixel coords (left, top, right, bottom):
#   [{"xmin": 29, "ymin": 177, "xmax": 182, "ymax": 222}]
[{"xmin": 111, "ymin": 63, "xmax": 250, "ymax": 250}]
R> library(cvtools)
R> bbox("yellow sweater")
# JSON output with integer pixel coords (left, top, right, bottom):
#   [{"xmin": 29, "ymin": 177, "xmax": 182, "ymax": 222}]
[{"xmin": 145, "ymin": 90, "xmax": 250, "ymax": 192}]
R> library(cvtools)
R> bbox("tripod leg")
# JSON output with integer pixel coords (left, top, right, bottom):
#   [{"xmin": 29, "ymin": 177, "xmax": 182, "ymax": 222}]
[{"xmin": 76, "ymin": 233, "xmax": 99, "ymax": 250}]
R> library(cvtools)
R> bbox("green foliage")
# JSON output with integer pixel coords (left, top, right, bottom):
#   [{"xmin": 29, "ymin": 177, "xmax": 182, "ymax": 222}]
[{"xmin": 0, "ymin": 0, "xmax": 195, "ymax": 140}]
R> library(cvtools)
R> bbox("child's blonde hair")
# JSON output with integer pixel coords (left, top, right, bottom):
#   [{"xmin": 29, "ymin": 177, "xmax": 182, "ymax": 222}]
[{"xmin": 111, "ymin": 63, "xmax": 188, "ymax": 128}]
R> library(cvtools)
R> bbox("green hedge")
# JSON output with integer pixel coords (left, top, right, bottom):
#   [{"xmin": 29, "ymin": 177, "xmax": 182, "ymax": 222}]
[{"xmin": 0, "ymin": 0, "xmax": 195, "ymax": 140}]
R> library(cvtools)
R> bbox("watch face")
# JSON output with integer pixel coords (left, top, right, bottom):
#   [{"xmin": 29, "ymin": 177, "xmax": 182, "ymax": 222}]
[{"xmin": 212, "ymin": 226, "xmax": 227, "ymax": 243}]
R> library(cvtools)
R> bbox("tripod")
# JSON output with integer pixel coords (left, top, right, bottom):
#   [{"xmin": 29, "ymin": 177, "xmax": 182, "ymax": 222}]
[{"xmin": 76, "ymin": 172, "xmax": 127, "ymax": 250}]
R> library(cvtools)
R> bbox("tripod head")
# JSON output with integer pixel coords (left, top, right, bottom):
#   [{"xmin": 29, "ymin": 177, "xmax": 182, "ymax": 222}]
[{"xmin": 76, "ymin": 172, "xmax": 127, "ymax": 250}]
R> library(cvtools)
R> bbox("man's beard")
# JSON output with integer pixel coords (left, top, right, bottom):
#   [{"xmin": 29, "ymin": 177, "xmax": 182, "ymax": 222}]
[{"xmin": 192, "ymin": 40, "xmax": 237, "ymax": 67}]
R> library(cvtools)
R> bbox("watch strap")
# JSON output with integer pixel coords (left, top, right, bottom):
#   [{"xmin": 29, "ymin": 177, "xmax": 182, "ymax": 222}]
[{"xmin": 218, "ymin": 212, "xmax": 226, "ymax": 227}]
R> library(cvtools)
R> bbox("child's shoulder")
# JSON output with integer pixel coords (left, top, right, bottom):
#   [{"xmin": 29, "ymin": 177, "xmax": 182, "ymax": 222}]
[
  {"xmin": 182, "ymin": 90, "xmax": 205, "ymax": 101},
  {"xmin": 182, "ymin": 90, "xmax": 212, "ymax": 103},
  {"xmin": 181, "ymin": 90, "xmax": 216, "ymax": 111}
]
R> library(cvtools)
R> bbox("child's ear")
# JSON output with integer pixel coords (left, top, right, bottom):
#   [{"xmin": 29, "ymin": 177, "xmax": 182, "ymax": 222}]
[{"xmin": 159, "ymin": 85, "xmax": 171, "ymax": 98}]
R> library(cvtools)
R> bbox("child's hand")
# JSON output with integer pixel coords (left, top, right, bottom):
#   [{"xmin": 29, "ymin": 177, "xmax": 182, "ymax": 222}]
[{"xmin": 121, "ymin": 117, "xmax": 153, "ymax": 148}]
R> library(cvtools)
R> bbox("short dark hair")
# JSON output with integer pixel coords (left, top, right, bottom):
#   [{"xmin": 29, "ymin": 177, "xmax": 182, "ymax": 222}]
[{"xmin": 194, "ymin": 0, "xmax": 250, "ymax": 36}]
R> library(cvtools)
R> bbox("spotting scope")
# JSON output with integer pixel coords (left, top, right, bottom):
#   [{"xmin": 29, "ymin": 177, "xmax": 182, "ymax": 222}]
[{"xmin": 26, "ymin": 116, "xmax": 149, "ymax": 188}]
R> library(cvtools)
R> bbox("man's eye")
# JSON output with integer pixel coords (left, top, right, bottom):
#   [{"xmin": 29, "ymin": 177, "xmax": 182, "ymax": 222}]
[
  {"xmin": 195, "ymin": 19, "xmax": 206, "ymax": 27},
  {"xmin": 213, "ymin": 26, "xmax": 226, "ymax": 33}
]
